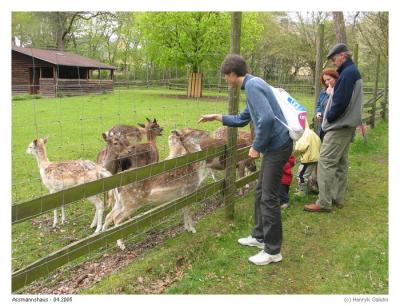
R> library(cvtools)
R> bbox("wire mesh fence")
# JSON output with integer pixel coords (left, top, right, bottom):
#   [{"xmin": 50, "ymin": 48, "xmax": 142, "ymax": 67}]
[
  {"xmin": 11, "ymin": 13, "xmax": 388, "ymax": 293},
  {"xmin": 11, "ymin": 46, "xmax": 261, "ymax": 292}
]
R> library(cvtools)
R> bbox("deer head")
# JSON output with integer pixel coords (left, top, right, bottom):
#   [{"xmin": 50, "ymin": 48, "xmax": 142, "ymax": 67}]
[
  {"xmin": 26, "ymin": 137, "xmax": 48, "ymax": 155},
  {"xmin": 138, "ymin": 118, "xmax": 163, "ymax": 140}
]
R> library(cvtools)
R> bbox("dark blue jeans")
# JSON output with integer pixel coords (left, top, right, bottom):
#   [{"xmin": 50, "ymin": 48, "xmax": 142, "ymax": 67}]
[
  {"xmin": 279, "ymin": 184, "xmax": 290, "ymax": 204},
  {"xmin": 251, "ymin": 139, "xmax": 293, "ymax": 255}
]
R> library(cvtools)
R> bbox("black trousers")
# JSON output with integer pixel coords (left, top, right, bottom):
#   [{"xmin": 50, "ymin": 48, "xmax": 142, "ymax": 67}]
[{"xmin": 251, "ymin": 139, "xmax": 293, "ymax": 255}]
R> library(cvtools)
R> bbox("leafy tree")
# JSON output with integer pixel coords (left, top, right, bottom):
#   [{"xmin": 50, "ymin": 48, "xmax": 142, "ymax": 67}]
[{"xmin": 138, "ymin": 12, "xmax": 230, "ymax": 73}]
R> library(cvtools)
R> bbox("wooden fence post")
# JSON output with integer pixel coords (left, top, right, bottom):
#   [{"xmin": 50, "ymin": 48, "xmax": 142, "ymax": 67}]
[
  {"xmin": 313, "ymin": 23, "xmax": 324, "ymax": 129},
  {"xmin": 371, "ymin": 54, "xmax": 380, "ymax": 128},
  {"xmin": 382, "ymin": 61, "xmax": 388, "ymax": 121},
  {"xmin": 353, "ymin": 43, "xmax": 359, "ymax": 67},
  {"xmin": 224, "ymin": 12, "xmax": 242, "ymax": 220}
]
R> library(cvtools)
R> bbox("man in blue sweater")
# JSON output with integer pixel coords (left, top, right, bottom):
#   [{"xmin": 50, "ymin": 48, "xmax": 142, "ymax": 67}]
[
  {"xmin": 199, "ymin": 54, "xmax": 292, "ymax": 265},
  {"xmin": 304, "ymin": 43, "xmax": 363, "ymax": 212}
]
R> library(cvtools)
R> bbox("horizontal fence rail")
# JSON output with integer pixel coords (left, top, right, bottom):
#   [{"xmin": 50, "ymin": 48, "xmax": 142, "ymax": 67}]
[
  {"xmin": 12, "ymin": 179, "xmax": 225, "ymax": 292},
  {"xmin": 12, "ymin": 145, "xmax": 226, "ymax": 225},
  {"xmin": 362, "ymin": 89, "xmax": 385, "ymax": 124},
  {"xmin": 11, "ymin": 144, "xmax": 257, "ymax": 292}
]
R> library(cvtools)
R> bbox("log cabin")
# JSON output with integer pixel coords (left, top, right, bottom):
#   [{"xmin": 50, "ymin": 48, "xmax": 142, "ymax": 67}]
[{"xmin": 12, "ymin": 46, "xmax": 116, "ymax": 98}]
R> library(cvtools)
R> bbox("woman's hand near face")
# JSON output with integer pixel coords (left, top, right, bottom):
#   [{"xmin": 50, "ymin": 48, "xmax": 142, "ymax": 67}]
[{"xmin": 326, "ymin": 85, "xmax": 333, "ymax": 95}]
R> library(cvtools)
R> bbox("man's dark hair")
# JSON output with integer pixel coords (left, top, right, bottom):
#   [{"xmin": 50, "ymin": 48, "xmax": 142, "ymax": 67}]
[{"xmin": 220, "ymin": 54, "xmax": 248, "ymax": 76}]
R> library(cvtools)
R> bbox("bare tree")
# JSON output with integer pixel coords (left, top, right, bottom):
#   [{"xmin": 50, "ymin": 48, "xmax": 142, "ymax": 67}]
[
  {"xmin": 332, "ymin": 12, "xmax": 347, "ymax": 44},
  {"xmin": 38, "ymin": 12, "xmax": 110, "ymax": 49}
]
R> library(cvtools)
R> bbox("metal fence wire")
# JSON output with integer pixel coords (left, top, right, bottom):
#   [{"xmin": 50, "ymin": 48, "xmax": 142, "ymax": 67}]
[
  {"xmin": 11, "ymin": 43, "xmax": 261, "ymax": 293},
  {"xmin": 11, "ymin": 13, "xmax": 388, "ymax": 293}
]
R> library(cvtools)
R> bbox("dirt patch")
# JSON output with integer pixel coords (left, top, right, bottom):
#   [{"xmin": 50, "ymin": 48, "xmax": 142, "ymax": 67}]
[{"xmin": 22, "ymin": 196, "xmax": 226, "ymax": 294}]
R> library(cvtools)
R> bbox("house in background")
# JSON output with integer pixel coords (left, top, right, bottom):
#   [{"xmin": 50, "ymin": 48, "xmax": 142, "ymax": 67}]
[{"xmin": 12, "ymin": 46, "xmax": 116, "ymax": 98}]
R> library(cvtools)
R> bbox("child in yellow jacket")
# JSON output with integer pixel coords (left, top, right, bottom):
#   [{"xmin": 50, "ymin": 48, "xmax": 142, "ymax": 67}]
[{"xmin": 294, "ymin": 121, "xmax": 321, "ymax": 196}]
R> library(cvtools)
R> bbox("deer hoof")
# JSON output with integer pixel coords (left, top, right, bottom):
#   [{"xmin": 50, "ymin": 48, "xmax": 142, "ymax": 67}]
[{"xmin": 117, "ymin": 239, "xmax": 126, "ymax": 251}]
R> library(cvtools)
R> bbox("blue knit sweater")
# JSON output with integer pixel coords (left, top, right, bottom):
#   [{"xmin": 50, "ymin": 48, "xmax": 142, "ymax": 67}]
[{"xmin": 222, "ymin": 74, "xmax": 290, "ymax": 153}]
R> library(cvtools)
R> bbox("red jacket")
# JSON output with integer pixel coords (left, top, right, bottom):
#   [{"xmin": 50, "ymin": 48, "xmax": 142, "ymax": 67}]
[{"xmin": 281, "ymin": 155, "xmax": 296, "ymax": 186}]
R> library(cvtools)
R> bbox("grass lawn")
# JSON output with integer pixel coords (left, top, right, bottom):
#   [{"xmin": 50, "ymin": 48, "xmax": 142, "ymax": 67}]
[
  {"xmin": 12, "ymin": 87, "xmax": 387, "ymax": 294},
  {"xmin": 82, "ymin": 121, "xmax": 388, "ymax": 294}
]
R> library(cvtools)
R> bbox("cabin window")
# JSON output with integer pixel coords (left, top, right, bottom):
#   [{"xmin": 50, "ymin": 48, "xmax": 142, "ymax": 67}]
[{"xmin": 41, "ymin": 67, "xmax": 53, "ymax": 78}]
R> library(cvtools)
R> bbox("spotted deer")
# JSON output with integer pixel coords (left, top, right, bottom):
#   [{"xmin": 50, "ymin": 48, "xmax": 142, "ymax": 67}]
[
  {"xmin": 103, "ymin": 130, "xmax": 207, "ymax": 250},
  {"xmin": 179, "ymin": 127, "xmax": 257, "ymax": 183},
  {"xmin": 26, "ymin": 138, "xmax": 120, "ymax": 233},
  {"xmin": 105, "ymin": 117, "xmax": 159, "ymax": 144},
  {"xmin": 213, "ymin": 126, "xmax": 257, "ymax": 194},
  {"xmin": 98, "ymin": 118, "xmax": 163, "ymax": 174}
]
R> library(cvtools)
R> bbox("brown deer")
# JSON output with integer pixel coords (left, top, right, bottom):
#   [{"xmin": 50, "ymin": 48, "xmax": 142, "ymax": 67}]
[
  {"xmin": 26, "ymin": 138, "xmax": 120, "ymax": 233},
  {"xmin": 98, "ymin": 118, "xmax": 163, "ymax": 174},
  {"xmin": 103, "ymin": 130, "xmax": 207, "ymax": 250},
  {"xmin": 179, "ymin": 127, "xmax": 257, "ymax": 182},
  {"xmin": 213, "ymin": 127, "xmax": 257, "ymax": 194},
  {"xmin": 105, "ymin": 117, "xmax": 158, "ymax": 144}
]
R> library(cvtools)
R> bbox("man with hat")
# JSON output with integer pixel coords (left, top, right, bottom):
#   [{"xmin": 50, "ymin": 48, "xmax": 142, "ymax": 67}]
[{"xmin": 304, "ymin": 43, "xmax": 363, "ymax": 212}]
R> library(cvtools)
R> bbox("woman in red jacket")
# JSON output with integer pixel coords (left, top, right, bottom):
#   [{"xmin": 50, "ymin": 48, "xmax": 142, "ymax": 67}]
[{"xmin": 280, "ymin": 155, "xmax": 296, "ymax": 209}]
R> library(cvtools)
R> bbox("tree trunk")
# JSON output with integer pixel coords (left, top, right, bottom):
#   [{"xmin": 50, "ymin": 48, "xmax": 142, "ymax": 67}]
[
  {"xmin": 332, "ymin": 12, "xmax": 347, "ymax": 44},
  {"xmin": 314, "ymin": 23, "xmax": 324, "ymax": 109},
  {"xmin": 224, "ymin": 12, "xmax": 242, "ymax": 220},
  {"xmin": 187, "ymin": 72, "xmax": 202, "ymax": 98},
  {"xmin": 55, "ymin": 12, "xmax": 67, "ymax": 49}
]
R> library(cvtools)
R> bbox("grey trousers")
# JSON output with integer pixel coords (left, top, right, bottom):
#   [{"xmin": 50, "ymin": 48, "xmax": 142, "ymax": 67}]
[
  {"xmin": 251, "ymin": 139, "xmax": 293, "ymax": 255},
  {"xmin": 316, "ymin": 127, "xmax": 356, "ymax": 209}
]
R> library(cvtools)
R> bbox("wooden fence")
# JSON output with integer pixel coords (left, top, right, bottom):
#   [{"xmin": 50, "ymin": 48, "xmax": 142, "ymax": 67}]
[
  {"xmin": 11, "ymin": 144, "xmax": 256, "ymax": 292},
  {"xmin": 362, "ymin": 89, "xmax": 387, "ymax": 126}
]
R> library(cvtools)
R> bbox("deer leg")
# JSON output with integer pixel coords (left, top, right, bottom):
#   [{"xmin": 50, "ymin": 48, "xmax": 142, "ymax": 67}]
[
  {"xmin": 237, "ymin": 161, "xmax": 246, "ymax": 196},
  {"xmin": 102, "ymin": 207, "xmax": 118, "ymax": 231},
  {"xmin": 102, "ymin": 189, "xmax": 122, "ymax": 231},
  {"xmin": 88, "ymin": 196, "xmax": 104, "ymax": 233},
  {"xmin": 89, "ymin": 201, "xmax": 98, "ymax": 229},
  {"xmin": 113, "ymin": 210, "xmax": 132, "ymax": 251},
  {"xmin": 53, "ymin": 209, "xmax": 58, "ymax": 228},
  {"xmin": 60, "ymin": 205, "xmax": 66, "ymax": 224},
  {"xmin": 112, "ymin": 206, "xmax": 141, "ymax": 250},
  {"xmin": 183, "ymin": 207, "xmax": 196, "ymax": 233},
  {"xmin": 207, "ymin": 168, "xmax": 218, "ymax": 182}
]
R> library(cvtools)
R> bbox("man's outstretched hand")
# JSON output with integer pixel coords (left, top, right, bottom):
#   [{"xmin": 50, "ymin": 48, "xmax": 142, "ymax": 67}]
[
  {"xmin": 198, "ymin": 114, "xmax": 222, "ymax": 123},
  {"xmin": 248, "ymin": 147, "xmax": 260, "ymax": 159}
]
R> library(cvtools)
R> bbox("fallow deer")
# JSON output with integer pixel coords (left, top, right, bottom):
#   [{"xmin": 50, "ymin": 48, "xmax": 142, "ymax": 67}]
[
  {"xmin": 26, "ymin": 138, "xmax": 120, "ymax": 233},
  {"xmin": 102, "ymin": 130, "xmax": 207, "ymax": 250},
  {"xmin": 98, "ymin": 118, "xmax": 163, "ymax": 174}
]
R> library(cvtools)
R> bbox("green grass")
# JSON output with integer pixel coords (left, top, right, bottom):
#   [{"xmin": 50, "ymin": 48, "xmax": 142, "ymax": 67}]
[
  {"xmin": 12, "ymin": 87, "xmax": 387, "ymax": 294},
  {"xmin": 11, "ymin": 88, "xmax": 230, "ymax": 271},
  {"xmin": 82, "ymin": 121, "xmax": 388, "ymax": 294}
]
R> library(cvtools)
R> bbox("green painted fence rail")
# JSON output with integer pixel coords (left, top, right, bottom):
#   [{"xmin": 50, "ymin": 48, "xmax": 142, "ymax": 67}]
[
  {"xmin": 12, "ymin": 145, "xmax": 226, "ymax": 225},
  {"xmin": 12, "ymin": 179, "xmax": 225, "ymax": 292},
  {"xmin": 12, "ymin": 144, "xmax": 256, "ymax": 292}
]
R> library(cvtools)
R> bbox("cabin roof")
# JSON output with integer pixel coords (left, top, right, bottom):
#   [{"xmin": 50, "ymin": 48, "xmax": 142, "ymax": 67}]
[{"xmin": 12, "ymin": 46, "xmax": 116, "ymax": 70}]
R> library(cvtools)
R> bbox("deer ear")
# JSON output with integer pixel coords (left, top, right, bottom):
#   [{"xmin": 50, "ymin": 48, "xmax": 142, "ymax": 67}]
[
  {"xmin": 138, "ymin": 123, "xmax": 145, "ymax": 128},
  {"xmin": 33, "ymin": 139, "xmax": 38, "ymax": 146},
  {"xmin": 102, "ymin": 133, "xmax": 108, "ymax": 141},
  {"xmin": 153, "ymin": 118, "xmax": 157, "ymax": 123},
  {"xmin": 146, "ymin": 117, "xmax": 151, "ymax": 122},
  {"xmin": 171, "ymin": 129, "xmax": 181, "ymax": 137},
  {"xmin": 43, "ymin": 137, "xmax": 48, "ymax": 144}
]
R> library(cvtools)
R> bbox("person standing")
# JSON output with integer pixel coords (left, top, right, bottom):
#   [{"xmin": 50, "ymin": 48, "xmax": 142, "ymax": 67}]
[
  {"xmin": 279, "ymin": 154, "xmax": 296, "ymax": 209},
  {"xmin": 199, "ymin": 54, "xmax": 292, "ymax": 265},
  {"xmin": 315, "ymin": 69, "xmax": 339, "ymax": 141},
  {"xmin": 304, "ymin": 43, "xmax": 363, "ymax": 212},
  {"xmin": 294, "ymin": 120, "xmax": 321, "ymax": 196}
]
